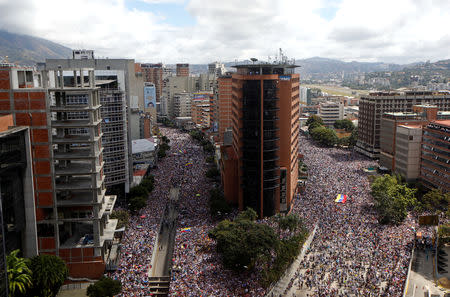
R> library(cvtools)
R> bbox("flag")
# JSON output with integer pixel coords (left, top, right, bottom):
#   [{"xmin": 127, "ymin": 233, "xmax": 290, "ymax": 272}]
[{"xmin": 335, "ymin": 194, "xmax": 347, "ymax": 203}]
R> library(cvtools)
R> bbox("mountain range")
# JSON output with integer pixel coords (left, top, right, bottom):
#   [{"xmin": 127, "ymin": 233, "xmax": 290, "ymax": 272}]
[
  {"xmin": 0, "ymin": 30, "xmax": 438, "ymax": 79},
  {"xmin": 0, "ymin": 30, "xmax": 72, "ymax": 65}
]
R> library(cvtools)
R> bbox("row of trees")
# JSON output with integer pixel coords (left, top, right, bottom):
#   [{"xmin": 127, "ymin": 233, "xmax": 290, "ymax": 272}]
[
  {"xmin": 371, "ymin": 174, "xmax": 450, "ymax": 225},
  {"xmin": 7, "ymin": 251, "xmax": 68, "ymax": 297},
  {"xmin": 158, "ymin": 134, "xmax": 171, "ymax": 159},
  {"xmin": 127, "ymin": 174, "xmax": 155, "ymax": 212},
  {"xmin": 209, "ymin": 188, "xmax": 232, "ymax": 217},
  {"xmin": 208, "ymin": 208, "xmax": 308, "ymax": 286},
  {"xmin": 189, "ymin": 129, "xmax": 215, "ymax": 153},
  {"xmin": 306, "ymin": 115, "xmax": 357, "ymax": 147}
]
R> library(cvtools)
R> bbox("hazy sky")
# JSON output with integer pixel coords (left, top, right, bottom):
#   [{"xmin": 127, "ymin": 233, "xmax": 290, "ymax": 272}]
[{"xmin": 0, "ymin": 0, "xmax": 449, "ymax": 64}]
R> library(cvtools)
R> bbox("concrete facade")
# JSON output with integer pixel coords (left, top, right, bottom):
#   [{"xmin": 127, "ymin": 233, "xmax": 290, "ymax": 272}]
[
  {"xmin": 356, "ymin": 91, "xmax": 450, "ymax": 158},
  {"xmin": 319, "ymin": 101, "xmax": 344, "ymax": 126}
]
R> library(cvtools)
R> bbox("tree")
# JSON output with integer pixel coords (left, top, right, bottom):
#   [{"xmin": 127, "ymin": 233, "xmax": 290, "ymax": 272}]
[
  {"xmin": 129, "ymin": 185, "xmax": 149, "ymax": 199},
  {"xmin": 157, "ymin": 149, "xmax": 166, "ymax": 159},
  {"xmin": 236, "ymin": 207, "xmax": 258, "ymax": 222},
  {"xmin": 308, "ymin": 121, "xmax": 322, "ymax": 134},
  {"xmin": 208, "ymin": 215, "xmax": 278, "ymax": 271},
  {"xmin": 310, "ymin": 126, "xmax": 338, "ymax": 146},
  {"xmin": 306, "ymin": 115, "xmax": 323, "ymax": 126},
  {"xmin": 29, "ymin": 254, "xmax": 68, "ymax": 297},
  {"xmin": 6, "ymin": 250, "xmax": 32, "ymax": 297},
  {"xmin": 278, "ymin": 214, "xmax": 302, "ymax": 234},
  {"xmin": 129, "ymin": 196, "xmax": 147, "ymax": 212},
  {"xmin": 371, "ymin": 174, "xmax": 417, "ymax": 224},
  {"xmin": 334, "ymin": 119, "xmax": 355, "ymax": 131},
  {"xmin": 205, "ymin": 168, "xmax": 220, "ymax": 179},
  {"xmin": 140, "ymin": 178, "xmax": 154, "ymax": 193},
  {"xmin": 86, "ymin": 277, "xmax": 121, "ymax": 297},
  {"xmin": 420, "ymin": 188, "xmax": 450, "ymax": 211},
  {"xmin": 110, "ymin": 210, "xmax": 130, "ymax": 229}
]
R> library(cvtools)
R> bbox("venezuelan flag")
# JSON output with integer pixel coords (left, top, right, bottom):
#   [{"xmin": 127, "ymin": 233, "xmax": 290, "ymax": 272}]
[{"xmin": 335, "ymin": 194, "xmax": 347, "ymax": 203}]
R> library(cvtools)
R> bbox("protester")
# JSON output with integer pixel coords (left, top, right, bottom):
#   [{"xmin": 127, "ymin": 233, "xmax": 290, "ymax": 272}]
[{"xmin": 110, "ymin": 128, "xmax": 421, "ymax": 297}]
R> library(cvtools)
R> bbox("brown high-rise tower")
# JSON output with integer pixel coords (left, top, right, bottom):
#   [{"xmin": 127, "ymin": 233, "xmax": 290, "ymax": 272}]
[{"xmin": 223, "ymin": 63, "xmax": 300, "ymax": 217}]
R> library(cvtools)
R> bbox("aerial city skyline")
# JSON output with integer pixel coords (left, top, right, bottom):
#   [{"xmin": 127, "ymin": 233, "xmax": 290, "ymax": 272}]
[{"xmin": 0, "ymin": 1, "xmax": 449, "ymax": 297}]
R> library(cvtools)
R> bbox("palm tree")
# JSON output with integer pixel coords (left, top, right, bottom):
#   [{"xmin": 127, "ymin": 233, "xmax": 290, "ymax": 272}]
[{"xmin": 6, "ymin": 249, "xmax": 32, "ymax": 297}]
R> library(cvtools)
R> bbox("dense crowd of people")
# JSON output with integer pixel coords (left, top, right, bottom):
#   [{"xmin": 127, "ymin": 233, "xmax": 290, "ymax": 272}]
[
  {"xmin": 109, "ymin": 127, "xmax": 430, "ymax": 297},
  {"xmin": 284, "ymin": 134, "xmax": 425, "ymax": 297}
]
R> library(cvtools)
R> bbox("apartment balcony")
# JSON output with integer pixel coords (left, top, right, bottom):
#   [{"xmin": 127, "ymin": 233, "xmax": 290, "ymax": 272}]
[
  {"xmin": 56, "ymin": 189, "xmax": 106, "ymax": 206},
  {"xmin": 50, "ymin": 104, "xmax": 101, "ymax": 112},
  {"xmin": 52, "ymin": 134, "xmax": 102, "ymax": 144},
  {"xmin": 53, "ymin": 148, "xmax": 103, "ymax": 160},
  {"xmin": 59, "ymin": 218, "xmax": 118, "ymax": 249},
  {"xmin": 51, "ymin": 119, "xmax": 102, "ymax": 128},
  {"xmin": 55, "ymin": 175, "xmax": 105, "ymax": 191},
  {"xmin": 54, "ymin": 162, "xmax": 104, "ymax": 176}
]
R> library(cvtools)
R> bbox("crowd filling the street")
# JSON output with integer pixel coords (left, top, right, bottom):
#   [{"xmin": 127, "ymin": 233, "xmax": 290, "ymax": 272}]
[{"xmin": 108, "ymin": 127, "xmax": 435, "ymax": 297}]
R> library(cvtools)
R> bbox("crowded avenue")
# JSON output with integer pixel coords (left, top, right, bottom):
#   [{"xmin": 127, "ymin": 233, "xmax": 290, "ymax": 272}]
[{"xmin": 108, "ymin": 127, "xmax": 429, "ymax": 296}]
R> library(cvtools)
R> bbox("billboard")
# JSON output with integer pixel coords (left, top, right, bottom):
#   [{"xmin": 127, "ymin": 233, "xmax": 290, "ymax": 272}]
[{"xmin": 144, "ymin": 84, "xmax": 156, "ymax": 109}]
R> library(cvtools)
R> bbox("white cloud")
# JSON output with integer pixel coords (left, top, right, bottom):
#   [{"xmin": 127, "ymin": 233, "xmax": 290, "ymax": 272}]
[{"xmin": 0, "ymin": 0, "xmax": 449, "ymax": 63}]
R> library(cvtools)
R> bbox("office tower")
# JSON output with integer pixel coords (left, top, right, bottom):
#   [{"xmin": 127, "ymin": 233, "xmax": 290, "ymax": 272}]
[
  {"xmin": 176, "ymin": 63, "xmax": 189, "ymax": 77},
  {"xmin": 319, "ymin": 101, "xmax": 344, "ymax": 126},
  {"xmin": 356, "ymin": 91, "xmax": 450, "ymax": 158},
  {"xmin": 420, "ymin": 120, "xmax": 450, "ymax": 192},
  {"xmin": 225, "ymin": 62, "xmax": 300, "ymax": 217},
  {"xmin": 141, "ymin": 63, "xmax": 163, "ymax": 103},
  {"xmin": 218, "ymin": 74, "xmax": 232, "ymax": 144},
  {"xmin": 45, "ymin": 68, "xmax": 117, "ymax": 278}
]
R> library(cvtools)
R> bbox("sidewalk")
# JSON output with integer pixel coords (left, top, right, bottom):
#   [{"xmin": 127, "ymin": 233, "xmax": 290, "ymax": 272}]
[{"xmin": 265, "ymin": 225, "xmax": 317, "ymax": 297}]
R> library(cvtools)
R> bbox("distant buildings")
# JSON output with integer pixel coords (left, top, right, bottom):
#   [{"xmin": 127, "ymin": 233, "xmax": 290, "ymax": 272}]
[
  {"xmin": 220, "ymin": 62, "xmax": 300, "ymax": 217},
  {"xmin": 141, "ymin": 63, "xmax": 163, "ymax": 104},
  {"xmin": 420, "ymin": 120, "xmax": 450, "ymax": 192},
  {"xmin": 176, "ymin": 63, "xmax": 189, "ymax": 77},
  {"xmin": 356, "ymin": 91, "xmax": 450, "ymax": 158},
  {"xmin": 208, "ymin": 62, "xmax": 226, "ymax": 78},
  {"xmin": 173, "ymin": 92, "xmax": 192, "ymax": 118},
  {"xmin": 319, "ymin": 101, "xmax": 344, "ymax": 127}
]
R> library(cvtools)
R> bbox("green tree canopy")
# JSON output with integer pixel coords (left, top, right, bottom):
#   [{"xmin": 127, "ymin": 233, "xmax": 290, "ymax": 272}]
[
  {"xmin": 86, "ymin": 277, "xmax": 122, "ymax": 297},
  {"xmin": 306, "ymin": 115, "xmax": 324, "ymax": 126},
  {"xmin": 208, "ymin": 216, "xmax": 278, "ymax": 271},
  {"xmin": 129, "ymin": 196, "xmax": 147, "ymax": 212},
  {"xmin": 371, "ymin": 174, "xmax": 417, "ymax": 224},
  {"xmin": 7, "ymin": 249, "xmax": 32, "ymax": 297},
  {"xmin": 110, "ymin": 210, "xmax": 130, "ymax": 229},
  {"xmin": 420, "ymin": 188, "xmax": 450, "ymax": 212},
  {"xmin": 334, "ymin": 119, "xmax": 355, "ymax": 131},
  {"xmin": 29, "ymin": 254, "xmax": 68, "ymax": 297},
  {"xmin": 129, "ymin": 185, "xmax": 149, "ymax": 199},
  {"xmin": 140, "ymin": 178, "xmax": 154, "ymax": 193},
  {"xmin": 310, "ymin": 126, "xmax": 338, "ymax": 147}
]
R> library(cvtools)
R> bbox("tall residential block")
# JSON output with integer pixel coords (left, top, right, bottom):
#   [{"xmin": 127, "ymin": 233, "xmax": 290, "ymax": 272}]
[
  {"xmin": 420, "ymin": 120, "xmax": 450, "ymax": 192},
  {"xmin": 0, "ymin": 64, "xmax": 117, "ymax": 278},
  {"xmin": 224, "ymin": 63, "xmax": 300, "ymax": 217},
  {"xmin": 44, "ymin": 51, "xmax": 140, "ymax": 194},
  {"xmin": 176, "ymin": 63, "xmax": 189, "ymax": 77},
  {"xmin": 45, "ymin": 68, "xmax": 117, "ymax": 278},
  {"xmin": 356, "ymin": 91, "xmax": 450, "ymax": 158}
]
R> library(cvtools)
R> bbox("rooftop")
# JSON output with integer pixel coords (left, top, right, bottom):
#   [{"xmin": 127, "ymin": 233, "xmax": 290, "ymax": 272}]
[{"xmin": 132, "ymin": 138, "xmax": 156, "ymax": 154}]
